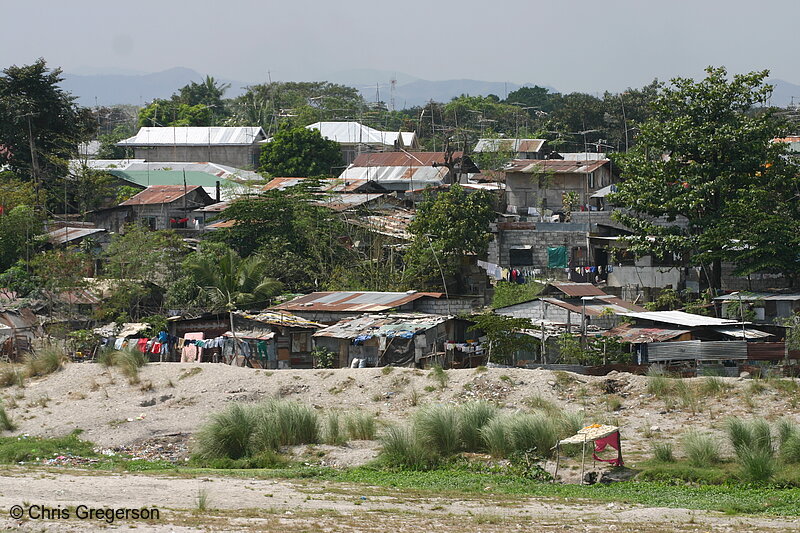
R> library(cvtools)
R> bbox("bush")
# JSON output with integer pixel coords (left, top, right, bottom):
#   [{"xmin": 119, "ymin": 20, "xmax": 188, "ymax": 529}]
[
  {"xmin": 380, "ymin": 425, "xmax": 438, "ymax": 470},
  {"xmin": 25, "ymin": 346, "xmax": 67, "ymax": 377},
  {"xmin": 682, "ymin": 431, "xmax": 720, "ymax": 467},
  {"xmin": 413, "ymin": 404, "xmax": 460, "ymax": 456},
  {"xmin": 652, "ymin": 441, "xmax": 675, "ymax": 463},
  {"xmin": 345, "ymin": 412, "xmax": 376, "ymax": 440},
  {"xmin": 458, "ymin": 401, "xmax": 497, "ymax": 452}
]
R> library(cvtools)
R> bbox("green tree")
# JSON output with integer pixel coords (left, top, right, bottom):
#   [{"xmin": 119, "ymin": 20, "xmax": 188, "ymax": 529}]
[
  {"xmin": 67, "ymin": 164, "xmax": 116, "ymax": 216},
  {"xmin": 103, "ymin": 223, "xmax": 185, "ymax": 285},
  {"xmin": 468, "ymin": 313, "xmax": 538, "ymax": 365},
  {"xmin": 0, "ymin": 59, "xmax": 96, "ymax": 205},
  {"xmin": 259, "ymin": 125, "xmax": 343, "ymax": 177},
  {"xmin": 404, "ymin": 184, "xmax": 494, "ymax": 290},
  {"xmin": 29, "ymin": 248, "xmax": 92, "ymax": 316},
  {"xmin": 137, "ymin": 99, "xmax": 213, "ymax": 127},
  {"xmin": 0, "ymin": 171, "xmax": 37, "ymax": 211},
  {"xmin": 0, "ymin": 205, "xmax": 43, "ymax": 271},
  {"xmin": 609, "ymin": 67, "xmax": 795, "ymax": 289},
  {"xmin": 176, "ymin": 75, "xmax": 230, "ymax": 109}
]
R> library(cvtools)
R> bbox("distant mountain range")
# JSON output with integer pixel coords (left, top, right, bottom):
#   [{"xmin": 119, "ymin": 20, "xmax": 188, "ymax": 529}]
[{"xmin": 59, "ymin": 66, "xmax": 800, "ymax": 110}]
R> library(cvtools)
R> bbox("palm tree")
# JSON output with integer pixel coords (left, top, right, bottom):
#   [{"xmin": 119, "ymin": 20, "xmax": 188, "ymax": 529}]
[{"xmin": 186, "ymin": 249, "xmax": 283, "ymax": 363}]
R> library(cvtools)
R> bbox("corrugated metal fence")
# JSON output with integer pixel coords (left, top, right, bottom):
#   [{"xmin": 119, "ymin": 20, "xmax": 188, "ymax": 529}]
[{"xmin": 646, "ymin": 341, "xmax": 796, "ymax": 362}]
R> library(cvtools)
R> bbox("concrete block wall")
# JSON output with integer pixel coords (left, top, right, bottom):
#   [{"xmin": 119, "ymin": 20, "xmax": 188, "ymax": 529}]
[{"xmin": 492, "ymin": 229, "xmax": 587, "ymax": 268}]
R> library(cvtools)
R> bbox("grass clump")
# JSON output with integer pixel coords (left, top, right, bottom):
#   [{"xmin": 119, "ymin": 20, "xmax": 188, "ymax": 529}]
[
  {"xmin": 481, "ymin": 415, "xmax": 512, "ymax": 457},
  {"xmin": 777, "ymin": 419, "xmax": 800, "ymax": 464},
  {"xmin": 380, "ymin": 425, "xmax": 439, "ymax": 470},
  {"xmin": 0, "ymin": 365, "xmax": 25, "ymax": 388},
  {"xmin": 98, "ymin": 349, "xmax": 148, "ymax": 384},
  {"xmin": 345, "ymin": 412, "xmax": 376, "ymax": 440},
  {"xmin": 726, "ymin": 417, "xmax": 777, "ymax": 483},
  {"xmin": 323, "ymin": 412, "xmax": 346, "ymax": 445},
  {"xmin": 457, "ymin": 401, "xmax": 497, "ymax": 452},
  {"xmin": 646, "ymin": 374, "xmax": 673, "ymax": 398},
  {"xmin": 523, "ymin": 394, "xmax": 559, "ymax": 413},
  {"xmin": 652, "ymin": 441, "xmax": 675, "ymax": 463},
  {"xmin": 682, "ymin": 431, "xmax": 720, "ymax": 467},
  {"xmin": 0, "ymin": 404, "xmax": 15, "ymax": 431},
  {"xmin": 25, "ymin": 346, "xmax": 67, "ymax": 377},
  {"xmin": 413, "ymin": 404, "xmax": 460, "ymax": 456},
  {"xmin": 701, "ymin": 376, "xmax": 733, "ymax": 397},
  {"xmin": 429, "ymin": 364, "xmax": 448, "ymax": 390},
  {"xmin": 193, "ymin": 400, "xmax": 319, "ymax": 462}
]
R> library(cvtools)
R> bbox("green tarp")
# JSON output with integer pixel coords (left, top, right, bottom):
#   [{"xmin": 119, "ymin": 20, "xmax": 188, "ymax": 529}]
[{"xmin": 547, "ymin": 246, "xmax": 568, "ymax": 268}]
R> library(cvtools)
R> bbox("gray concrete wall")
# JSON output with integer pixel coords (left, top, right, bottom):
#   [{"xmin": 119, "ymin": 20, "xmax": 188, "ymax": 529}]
[{"xmin": 133, "ymin": 145, "xmax": 260, "ymax": 169}]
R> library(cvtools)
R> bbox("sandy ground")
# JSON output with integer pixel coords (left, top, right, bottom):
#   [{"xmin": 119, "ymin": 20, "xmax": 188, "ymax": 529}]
[{"xmin": 0, "ymin": 362, "xmax": 798, "ymax": 531}]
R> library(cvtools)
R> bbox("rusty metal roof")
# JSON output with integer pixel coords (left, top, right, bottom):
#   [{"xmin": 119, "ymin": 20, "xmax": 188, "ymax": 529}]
[
  {"xmin": 350, "ymin": 152, "xmax": 461, "ymax": 168},
  {"xmin": 474, "ymin": 139, "xmax": 546, "ymax": 153},
  {"xmin": 345, "ymin": 207, "xmax": 415, "ymax": 240},
  {"xmin": 550, "ymin": 282, "xmax": 608, "ymax": 297},
  {"xmin": 503, "ymin": 159, "xmax": 609, "ymax": 174},
  {"xmin": 262, "ymin": 177, "xmax": 385, "ymax": 193},
  {"xmin": 313, "ymin": 193, "xmax": 396, "ymax": 212},
  {"xmin": 120, "ymin": 185, "xmax": 204, "ymax": 206},
  {"xmin": 604, "ymin": 324, "xmax": 690, "ymax": 343},
  {"xmin": 236, "ymin": 311, "xmax": 324, "ymax": 329},
  {"xmin": 274, "ymin": 291, "xmax": 443, "ymax": 313}
]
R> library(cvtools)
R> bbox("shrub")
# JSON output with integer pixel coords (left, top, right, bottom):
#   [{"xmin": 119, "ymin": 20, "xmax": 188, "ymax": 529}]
[
  {"xmin": 458, "ymin": 401, "xmax": 497, "ymax": 452},
  {"xmin": 380, "ymin": 425, "xmax": 438, "ymax": 470},
  {"xmin": 413, "ymin": 404, "xmax": 460, "ymax": 456},
  {"xmin": 652, "ymin": 441, "xmax": 675, "ymax": 463},
  {"xmin": 345, "ymin": 412, "xmax": 376, "ymax": 440},
  {"xmin": 25, "ymin": 346, "xmax": 67, "ymax": 377},
  {"xmin": 682, "ymin": 431, "xmax": 720, "ymax": 467}
]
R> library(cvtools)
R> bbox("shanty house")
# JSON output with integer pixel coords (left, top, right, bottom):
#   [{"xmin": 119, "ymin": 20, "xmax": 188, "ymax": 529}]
[
  {"xmin": 312, "ymin": 313, "xmax": 474, "ymax": 368},
  {"xmin": 117, "ymin": 127, "xmax": 267, "ymax": 169},
  {"xmin": 714, "ymin": 292, "xmax": 800, "ymax": 323},
  {"xmin": 167, "ymin": 311, "xmax": 323, "ymax": 368},
  {"xmin": 496, "ymin": 293, "xmax": 646, "ymax": 330},
  {"xmin": 337, "ymin": 152, "xmax": 479, "ymax": 192},
  {"xmin": 89, "ymin": 185, "xmax": 215, "ymax": 233}
]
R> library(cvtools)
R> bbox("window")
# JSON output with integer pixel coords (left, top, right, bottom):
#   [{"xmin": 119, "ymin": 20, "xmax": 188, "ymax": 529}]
[{"xmin": 509, "ymin": 247, "xmax": 534, "ymax": 266}]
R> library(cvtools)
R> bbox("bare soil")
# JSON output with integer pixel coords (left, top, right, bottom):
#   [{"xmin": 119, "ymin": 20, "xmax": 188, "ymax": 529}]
[{"xmin": 0, "ymin": 362, "xmax": 798, "ymax": 531}]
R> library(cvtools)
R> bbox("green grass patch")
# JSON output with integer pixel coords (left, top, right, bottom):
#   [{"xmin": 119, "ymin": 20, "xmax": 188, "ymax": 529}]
[{"xmin": 0, "ymin": 431, "xmax": 95, "ymax": 463}]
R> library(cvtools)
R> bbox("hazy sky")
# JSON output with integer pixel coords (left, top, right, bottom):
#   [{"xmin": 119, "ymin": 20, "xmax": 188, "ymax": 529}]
[{"xmin": 3, "ymin": 0, "xmax": 799, "ymax": 91}]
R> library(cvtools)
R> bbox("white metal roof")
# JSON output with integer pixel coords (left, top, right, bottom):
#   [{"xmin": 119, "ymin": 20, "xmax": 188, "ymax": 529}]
[
  {"xmin": 118, "ymin": 127, "xmax": 266, "ymax": 146},
  {"xmin": 621, "ymin": 310, "xmax": 740, "ymax": 327},
  {"xmin": 714, "ymin": 292, "xmax": 800, "ymax": 302},
  {"xmin": 338, "ymin": 165, "xmax": 448, "ymax": 186},
  {"xmin": 712, "ymin": 327, "xmax": 773, "ymax": 339},
  {"xmin": 304, "ymin": 122, "xmax": 407, "ymax": 147}
]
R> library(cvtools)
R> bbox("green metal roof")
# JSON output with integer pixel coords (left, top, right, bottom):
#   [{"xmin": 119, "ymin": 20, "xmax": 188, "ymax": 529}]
[{"xmin": 109, "ymin": 170, "xmax": 226, "ymax": 188}]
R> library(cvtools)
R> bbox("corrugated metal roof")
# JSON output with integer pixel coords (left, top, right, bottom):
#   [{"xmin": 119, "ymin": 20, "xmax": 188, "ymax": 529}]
[
  {"xmin": 712, "ymin": 326, "xmax": 773, "ymax": 339},
  {"xmin": 109, "ymin": 170, "xmax": 225, "ymax": 188},
  {"xmin": 235, "ymin": 311, "xmax": 323, "ymax": 329},
  {"xmin": 623, "ymin": 311, "xmax": 740, "ymax": 327},
  {"xmin": 313, "ymin": 193, "xmax": 394, "ymax": 212},
  {"xmin": 76, "ymin": 160, "xmax": 261, "ymax": 181},
  {"xmin": 350, "ymin": 152, "xmax": 459, "ymax": 168},
  {"xmin": 274, "ymin": 291, "xmax": 443, "ymax": 313},
  {"xmin": 551, "ymin": 282, "xmax": 608, "ymax": 297},
  {"xmin": 313, "ymin": 313, "xmax": 450, "ymax": 339},
  {"xmin": 118, "ymin": 127, "xmax": 266, "ymax": 146},
  {"xmin": 46, "ymin": 227, "xmax": 106, "ymax": 245},
  {"xmin": 558, "ymin": 152, "xmax": 608, "ymax": 161},
  {"xmin": 541, "ymin": 296, "xmax": 645, "ymax": 317},
  {"xmin": 303, "ymin": 122, "xmax": 414, "ymax": 147},
  {"xmin": 346, "ymin": 207, "xmax": 415, "ymax": 240},
  {"xmin": 503, "ymin": 159, "xmax": 609, "ymax": 174},
  {"xmin": 474, "ymin": 138, "xmax": 546, "ymax": 153},
  {"xmin": 714, "ymin": 292, "xmax": 800, "ymax": 302},
  {"xmin": 120, "ymin": 185, "xmax": 203, "ymax": 206},
  {"xmin": 338, "ymin": 165, "xmax": 449, "ymax": 186},
  {"xmin": 604, "ymin": 325, "xmax": 690, "ymax": 343},
  {"xmin": 263, "ymin": 177, "xmax": 384, "ymax": 193}
]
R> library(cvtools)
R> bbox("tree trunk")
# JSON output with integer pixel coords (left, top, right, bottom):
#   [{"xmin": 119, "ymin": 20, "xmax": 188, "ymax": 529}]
[{"xmin": 712, "ymin": 258, "xmax": 722, "ymax": 291}]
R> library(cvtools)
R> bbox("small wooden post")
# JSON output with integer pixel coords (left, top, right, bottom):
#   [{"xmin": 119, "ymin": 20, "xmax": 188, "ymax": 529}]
[{"xmin": 580, "ymin": 438, "xmax": 587, "ymax": 484}]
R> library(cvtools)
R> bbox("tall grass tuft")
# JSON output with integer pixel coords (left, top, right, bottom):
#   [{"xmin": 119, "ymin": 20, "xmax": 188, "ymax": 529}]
[
  {"xmin": 194, "ymin": 402, "xmax": 255, "ymax": 460},
  {"xmin": 652, "ymin": 441, "xmax": 675, "ymax": 463},
  {"xmin": 506, "ymin": 413, "xmax": 560, "ymax": 457},
  {"xmin": 269, "ymin": 400, "xmax": 319, "ymax": 446},
  {"xmin": 380, "ymin": 425, "xmax": 438, "ymax": 470},
  {"xmin": 682, "ymin": 431, "xmax": 720, "ymax": 467},
  {"xmin": 701, "ymin": 376, "xmax": 732, "ymax": 397},
  {"xmin": 558, "ymin": 410, "xmax": 585, "ymax": 436},
  {"xmin": 413, "ymin": 404, "xmax": 460, "ymax": 456},
  {"xmin": 114, "ymin": 349, "xmax": 149, "ymax": 384},
  {"xmin": 777, "ymin": 418, "xmax": 800, "ymax": 464},
  {"xmin": 646, "ymin": 373, "xmax": 673, "ymax": 398},
  {"xmin": 726, "ymin": 417, "xmax": 777, "ymax": 483},
  {"xmin": 25, "ymin": 346, "xmax": 67, "ymax": 377},
  {"xmin": 0, "ymin": 404, "xmax": 15, "ymax": 431},
  {"xmin": 524, "ymin": 394, "xmax": 559, "ymax": 413},
  {"xmin": 458, "ymin": 401, "xmax": 497, "ymax": 452},
  {"xmin": 429, "ymin": 364, "xmax": 448, "ymax": 390},
  {"xmin": 323, "ymin": 412, "xmax": 346, "ymax": 445},
  {"xmin": 481, "ymin": 415, "xmax": 513, "ymax": 458},
  {"xmin": 0, "ymin": 365, "xmax": 25, "ymax": 388},
  {"xmin": 345, "ymin": 412, "xmax": 376, "ymax": 440}
]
